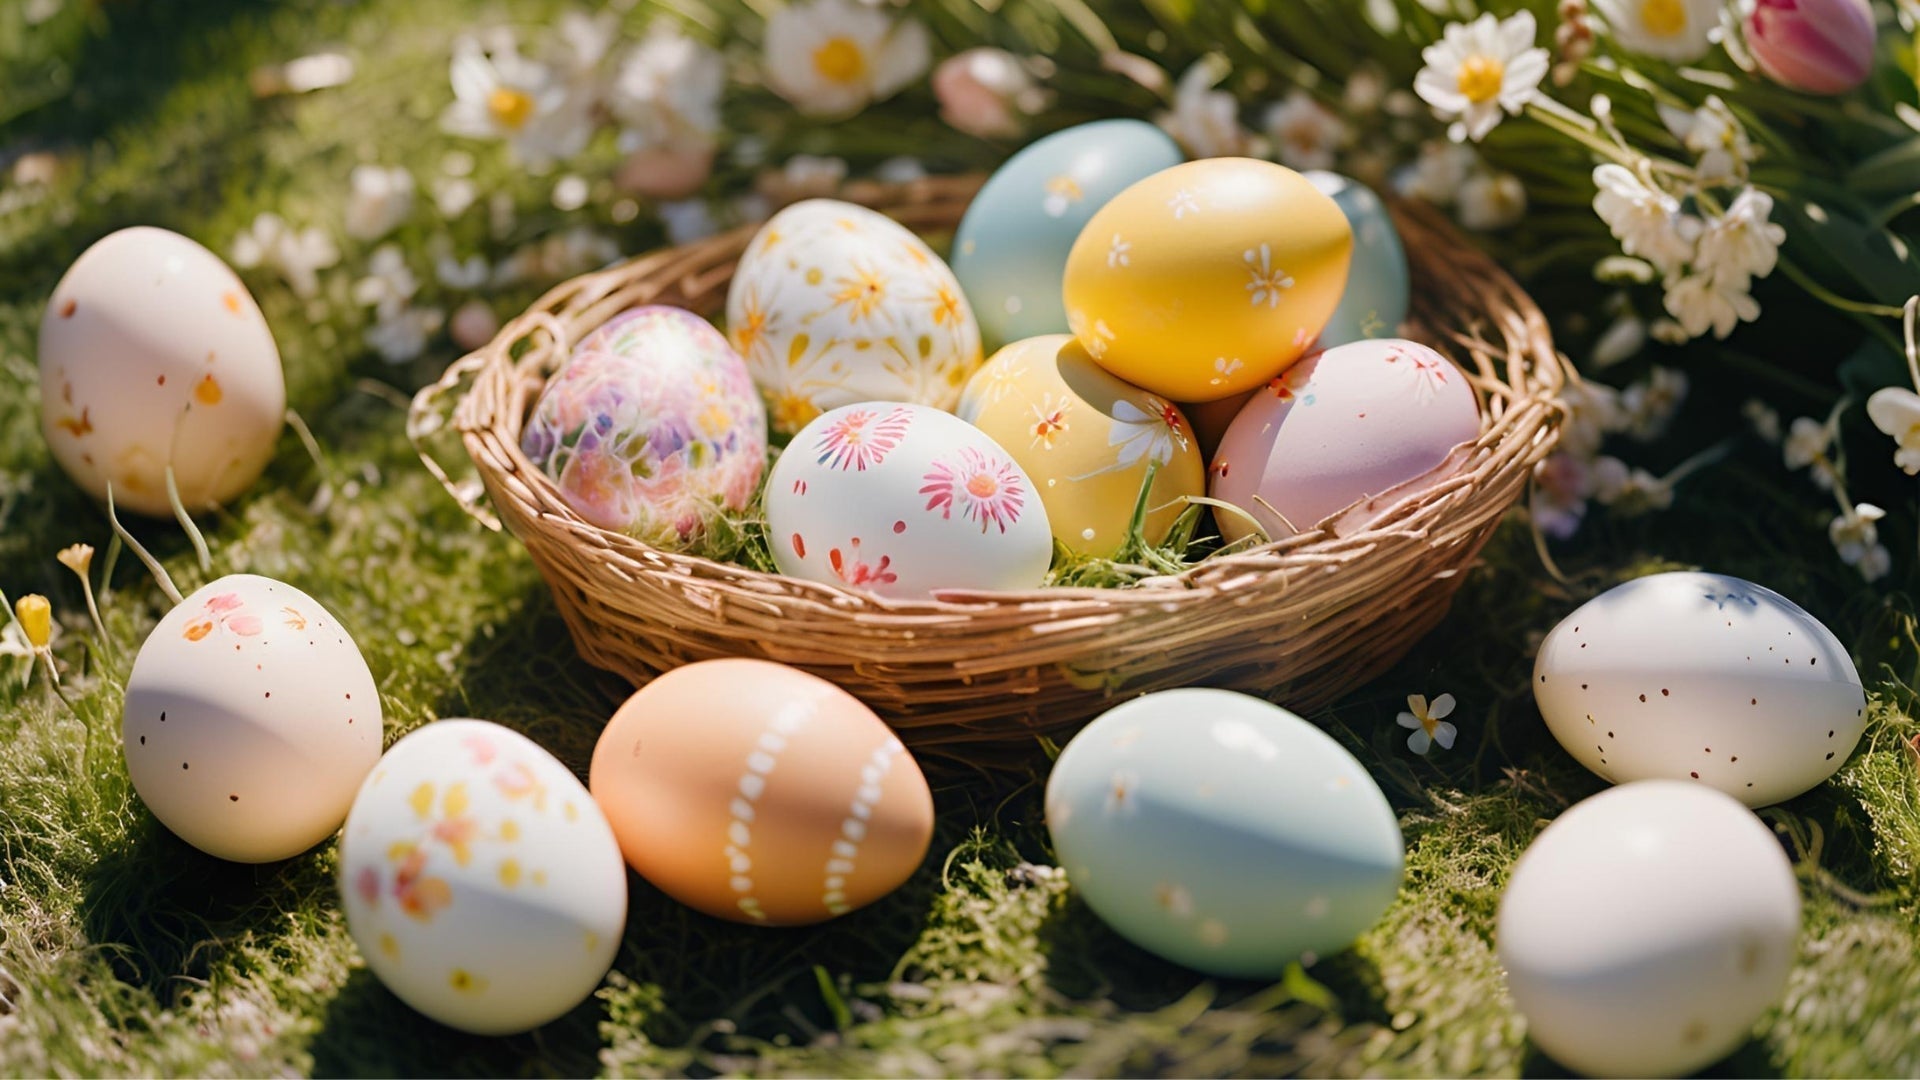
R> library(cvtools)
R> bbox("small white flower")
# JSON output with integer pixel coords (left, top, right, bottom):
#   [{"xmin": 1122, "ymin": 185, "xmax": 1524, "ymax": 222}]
[
  {"xmin": 1866, "ymin": 387, "xmax": 1920, "ymax": 474},
  {"xmin": 1243, "ymin": 243, "xmax": 1293, "ymax": 308},
  {"xmin": 433, "ymin": 176, "xmax": 479, "ymax": 218},
  {"xmin": 441, "ymin": 35, "xmax": 592, "ymax": 166},
  {"xmin": 548, "ymin": 9, "xmax": 619, "ymax": 91},
  {"xmin": 551, "ymin": 174, "xmax": 590, "ymax": 212},
  {"xmin": 1397, "ymin": 693, "xmax": 1457, "ymax": 755},
  {"xmin": 1591, "ymin": 310, "xmax": 1648, "ymax": 368},
  {"xmin": 1532, "ymin": 453, "xmax": 1594, "ymax": 540},
  {"xmin": 1393, "ymin": 140, "xmax": 1479, "ymax": 205},
  {"xmin": 1343, "ymin": 66, "xmax": 1387, "ymax": 113},
  {"xmin": 1784, "ymin": 415, "xmax": 1835, "ymax": 470},
  {"xmin": 1620, "ymin": 366, "xmax": 1688, "ymax": 441},
  {"xmin": 1107, "ymin": 398, "xmax": 1179, "ymax": 467},
  {"xmin": 1659, "ymin": 96, "xmax": 1754, "ymax": 185},
  {"xmin": 1456, "ymin": 170, "xmax": 1527, "ymax": 231},
  {"xmin": 1413, "ymin": 10, "xmax": 1551, "ymax": 143},
  {"xmin": 610, "ymin": 21, "xmax": 725, "ymax": 154},
  {"xmin": 345, "ymin": 164, "xmax": 416, "ymax": 242},
  {"xmin": 1558, "ymin": 379, "xmax": 1627, "ymax": 459},
  {"xmin": 1263, "ymin": 89, "xmax": 1348, "ymax": 172},
  {"xmin": 1592, "ymin": 0, "xmax": 1721, "ymax": 63},
  {"xmin": 763, "ymin": 0, "xmax": 929, "ymax": 118},
  {"xmin": 0, "ymin": 620, "xmax": 35, "ymax": 690},
  {"xmin": 1694, "ymin": 189, "xmax": 1785, "ymax": 291},
  {"xmin": 1664, "ymin": 272, "xmax": 1759, "ymax": 340},
  {"xmin": 1830, "ymin": 504, "xmax": 1890, "ymax": 582},
  {"xmin": 352, "ymin": 245, "xmax": 420, "ymax": 316},
  {"xmin": 435, "ymin": 252, "xmax": 490, "ymax": 290},
  {"xmin": 1592, "ymin": 164, "xmax": 1698, "ymax": 278},
  {"xmin": 1107, "ymin": 234, "xmax": 1132, "ymax": 268},
  {"xmin": 1743, "ymin": 399, "xmax": 1783, "ymax": 443},
  {"xmin": 231, "ymin": 212, "xmax": 340, "ymax": 299},
  {"xmin": 1168, "ymin": 188, "xmax": 1199, "ymax": 219},
  {"xmin": 1157, "ymin": 60, "xmax": 1255, "ymax": 158},
  {"xmin": 365, "ymin": 304, "xmax": 445, "ymax": 364},
  {"xmin": 1592, "ymin": 456, "xmax": 1675, "ymax": 513}
]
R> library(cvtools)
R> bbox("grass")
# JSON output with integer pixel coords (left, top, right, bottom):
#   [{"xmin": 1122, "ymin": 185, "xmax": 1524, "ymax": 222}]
[{"xmin": 1, "ymin": 1, "xmax": 1919, "ymax": 1076}]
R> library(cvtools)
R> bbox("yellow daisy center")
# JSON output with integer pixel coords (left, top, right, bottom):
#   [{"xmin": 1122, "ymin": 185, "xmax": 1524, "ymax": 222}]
[
  {"xmin": 1640, "ymin": 0, "xmax": 1687, "ymax": 37},
  {"xmin": 487, "ymin": 87, "xmax": 535, "ymax": 131},
  {"xmin": 813, "ymin": 37, "xmax": 867, "ymax": 85},
  {"xmin": 1455, "ymin": 55, "xmax": 1506, "ymax": 105}
]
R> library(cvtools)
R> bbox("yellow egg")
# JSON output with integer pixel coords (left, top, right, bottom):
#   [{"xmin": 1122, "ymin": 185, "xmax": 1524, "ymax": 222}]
[
  {"xmin": 959, "ymin": 335, "xmax": 1204, "ymax": 557},
  {"xmin": 1061, "ymin": 158, "xmax": 1352, "ymax": 402}
]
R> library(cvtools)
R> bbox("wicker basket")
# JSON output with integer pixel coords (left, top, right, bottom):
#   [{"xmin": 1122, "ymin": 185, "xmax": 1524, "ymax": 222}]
[{"xmin": 410, "ymin": 174, "xmax": 1569, "ymax": 772}]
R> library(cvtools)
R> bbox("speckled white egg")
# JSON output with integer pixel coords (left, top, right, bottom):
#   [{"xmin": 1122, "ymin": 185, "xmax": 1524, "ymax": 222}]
[
  {"xmin": 726, "ymin": 199, "xmax": 982, "ymax": 437},
  {"xmin": 1046, "ymin": 689, "xmax": 1404, "ymax": 978},
  {"xmin": 121, "ymin": 574, "xmax": 381, "ymax": 863},
  {"xmin": 1498, "ymin": 781, "xmax": 1800, "ymax": 1077},
  {"xmin": 1209, "ymin": 339, "xmax": 1480, "ymax": 542},
  {"xmin": 41, "ymin": 227, "xmax": 285, "ymax": 516},
  {"xmin": 1534, "ymin": 571, "xmax": 1867, "ymax": 807},
  {"xmin": 339, "ymin": 719, "xmax": 628, "ymax": 1036},
  {"xmin": 766, "ymin": 402, "xmax": 1053, "ymax": 598}
]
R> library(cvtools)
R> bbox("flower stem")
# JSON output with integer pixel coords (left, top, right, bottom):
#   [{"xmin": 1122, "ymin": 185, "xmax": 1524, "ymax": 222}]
[{"xmin": 1777, "ymin": 259, "xmax": 1906, "ymax": 319}]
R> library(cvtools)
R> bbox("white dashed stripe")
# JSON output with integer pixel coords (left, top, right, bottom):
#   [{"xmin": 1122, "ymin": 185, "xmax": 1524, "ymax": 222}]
[
  {"xmin": 726, "ymin": 702, "xmax": 810, "ymax": 921},
  {"xmin": 821, "ymin": 737, "xmax": 904, "ymax": 915}
]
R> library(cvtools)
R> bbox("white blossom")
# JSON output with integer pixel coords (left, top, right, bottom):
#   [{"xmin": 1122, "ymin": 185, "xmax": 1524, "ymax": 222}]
[
  {"xmin": 1866, "ymin": 387, "xmax": 1920, "ymax": 474},
  {"xmin": 1829, "ymin": 503, "xmax": 1890, "ymax": 582},
  {"xmin": 1664, "ymin": 272, "xmax": 1759, "ymax": 340},
  {"xmin": 365, "ymin": 304, "xmax": 445, "ymax": 364},
  {"xmin": 1743, "ymin": 398, "xmax": 1783, "ymax": 443},
  {"xmin": 435, "ymin": 252, "xmax": 490, "ymax": 290},
  {"xmin": 1264, "ymin": 90, "xmax": 1348, "ymax": 171},
  {"xmin": 1660, "ymin": 96, "xmax": 1754, "ymax": 184},
  {"xmin": 351, "ymin": 245, "xmax": 420, "ymax": 316},
  {"xmin": 1592, "ymin": 164, "xmax": 1698, "ymax": 278},
  {"xmin": 345, "ymin": 164, "xmax": 416, "ymax": 242},
  {"xmin": 230, "ymin": 212, "xmax": 339, "ymax": 299},
  {"xmin": 1783, "ymin": 415, "xmax": 1839, "ymax": 490},
  {"xmin": 1559, "ymin": 378, "xmax": 1627, "ymax": 458},
  {"xmin": 1694, "ymin": 188, "xmax": 1785, "ymax": 291},
  {"xmin": 1157, "ymin": 60, "xmax": 1256, "ymax": 158},
  {"xmin": 433, "ymin": 177, "xmax": 479, "ymax": 218},
  {"xmin": 1620, "ymin": 366, "xmax": 1688, "ymax": 441},
  {"xmin": 763, "ymin": 0, "xmax": 929, "ymax": 118},
  {"xmin": 1592, "ymin": 0, "xmax": 1721, "ymax": 63},
  {"xmin": 1457, "ymin": 170, "xmax": 1528, "ymax": 231},
  {"xmin": 610, "ymin": 21, "xmax": 725, "ymax": 154},
  {"xmin": 1413, "ymin": 10, "xmax": 1551, "ymax": 143},
  {"xmin": 1532, "ymin": 453, "xmax": 1595, "ymax": 539},
  {"xmin": 1592, "ymin": 456, "xmax": 1674, "ymax": 512},
  {"xmin": 441, "ymin": 34, "xmax": 593, "ymax": 166},
  {"xmin": 1397, "ymin": 693, "xmax": 1458, "ymax": 755},
  {"xmin": 1394, "ymin": 140, "xmax": 1478, "ymax": 205},
  {"xmin": 1591, "ymin": 310, "xmax": 1648, "ymax": 368}
]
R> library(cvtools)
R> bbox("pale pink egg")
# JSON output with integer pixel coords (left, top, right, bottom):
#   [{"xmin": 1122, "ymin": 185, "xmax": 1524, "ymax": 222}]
[{"xmin": 1209, "ymin": 339, "xmax": 1480, "ymax": 543}]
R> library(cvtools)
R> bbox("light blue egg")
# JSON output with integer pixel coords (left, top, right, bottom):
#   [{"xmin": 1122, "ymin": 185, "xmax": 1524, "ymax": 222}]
[
  {"xmin": 1045, "ymin": 689, "xmax": 1403, "ymax": 978},
  {"xmin": 953, "ymin": 119, "xmax": 1183, "ymax": 351},
  {"xmin": 1305, "ymin": 171, "xmax": 1410, "ymax": 349}
]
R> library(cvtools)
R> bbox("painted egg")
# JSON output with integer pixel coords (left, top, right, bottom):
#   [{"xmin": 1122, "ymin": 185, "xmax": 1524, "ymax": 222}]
[
  {"xmin": 958, "ymin": 335, "xmax": 1204, "ymax": 557},
  {"xmin": 40, "ymin": 227, "xmax": 285, "ymax": 516},
  {"xmin": 1209, "ymin": 339, "xmax": 1480, "ymax": 543},
  {"xmin": 726, "ymin": 199, "xmax": 983, "ymax": 437},
  {"xmin": 765, "ymin": 402, "xmax": 1053, "ymax": 598},
  {"xmin": 589, "ymin": 659, "xmax": 934, "ymax": 926},
  {"xmin": 1498, "ymin": 781, "xmax": 1800, "ymax": 1077},
  {"xmin": 339, "ymin": 719, "xmax": 627, "ymax": 1035},
  {"xmin": 520, "ymin": 305, "xmax": 767, "ymax": 548},
  {"xmin": 1045, "ymin": 689, "xmax": 1403, "ymax": 978},
  {"xmin": 1060, "ymin": 157, "xmax": 1352, "ymax": 402},
  {"xmin": 121, "ymin": 574, "xmax": 381, "ymax": 863},
  {"xmin": 951, "ymin": 119, "xmax": 1184, "ymax": 351},
  {"xmin": 1303, "ymin": 171, "xmax": 1410, "ymax": 349},
  {"xmin": 1533, "ymin": 571, "xmax": 1867, "ymax": 807}
]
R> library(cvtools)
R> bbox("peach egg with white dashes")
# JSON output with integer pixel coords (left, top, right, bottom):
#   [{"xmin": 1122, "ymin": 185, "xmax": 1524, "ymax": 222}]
[{"xmin": 589, "ymin": 659, "xmax": 935, "ymax": 927}]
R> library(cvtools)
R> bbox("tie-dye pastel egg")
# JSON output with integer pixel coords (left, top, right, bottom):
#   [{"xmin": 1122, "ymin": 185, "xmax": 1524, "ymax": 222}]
[
  {"xmin": 1045, "ymin": 689, "xmax": 1404, "ymax": 978},
  {"xmin": 121, "ymin": 574, "xmax": 382, "ymax": 863},
  {"xmin": 1209, "ymin": 339, "xmax": 1481, "ymax": 543},
  {"xmin": 951, "ymin": 119, "xmax": 1184, "ymax": 352},
  {"xmin": 726, "ymin": 199, "xmax": 983, "ymax": 437},
  {"xmin": 957, "ymin": 334, "xmax": 1205, "ymax": 557},
  {"xmin": 40, "ymin": 227, "xmax": 286, "ymax": 516},
  {"xmin": 765, "ymin": 402, "xmax": 1054, "ymax": 598},
  {"xmin": 339, "ymin": 720, "xmax": 629, "ymax": 1035},
  {"xmin": 1303, "ymin": 171, "xmax": 1410, "ymax": 349},
  {"xmin": 589, "ymin": 659, "xmax": 934, "ymax": 926},
  {"xmin": 1061, "ymin": 158, "xmax": 1352, "ymax": 402},
  {"xmin": 520, "ymin": 305, "xmax": 768, "ymax": 549}
]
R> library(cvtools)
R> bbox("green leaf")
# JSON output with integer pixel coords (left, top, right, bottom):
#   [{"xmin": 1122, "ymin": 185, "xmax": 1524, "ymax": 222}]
[
  {"xmin": 1840, "ymin": 336, "xmax": 1911, "ymax": 398},
  {"xmin": 1847, "ymin": 135, "xmax": 1920, "ymax": 198},
  {"xmin": 1779, "ymin": 196, "xmax": 1920, "ymax": 306}
]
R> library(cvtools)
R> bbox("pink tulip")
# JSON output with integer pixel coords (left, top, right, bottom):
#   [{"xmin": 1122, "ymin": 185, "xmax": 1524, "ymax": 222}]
[
  {"xmin": 1745, "ymin": 0, "xmax": 1876, "ymax": 96},
  {"xmin": 932, "ymin": 48, "xmax": 1049, "ymax": 138}
]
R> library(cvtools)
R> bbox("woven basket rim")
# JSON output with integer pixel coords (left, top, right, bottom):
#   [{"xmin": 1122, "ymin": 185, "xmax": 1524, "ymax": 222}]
[{"xmin": 410, "ymin": 173, "xmax": 1569, "ymax": 620}]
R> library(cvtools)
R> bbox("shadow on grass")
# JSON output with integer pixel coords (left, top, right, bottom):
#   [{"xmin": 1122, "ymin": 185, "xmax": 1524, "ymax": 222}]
[{"xmin": 310, "ymin": 967, "xmax": 605, "ymax": 1079}]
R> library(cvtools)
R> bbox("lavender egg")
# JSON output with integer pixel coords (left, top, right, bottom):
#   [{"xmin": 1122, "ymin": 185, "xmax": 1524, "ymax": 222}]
[{"xmin": 521, "ymin": 306, "xmax": 768, "ymax": 548}]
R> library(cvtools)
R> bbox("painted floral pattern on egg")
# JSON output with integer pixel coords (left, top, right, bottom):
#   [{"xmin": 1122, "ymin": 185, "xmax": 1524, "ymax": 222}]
[
  {"xmin": 725, "ymin": 199, "xmax": 983, "ymax": 437},
  {"xmin": 521, "ymin": 305, "xmax": 766, "ymax": 549}
]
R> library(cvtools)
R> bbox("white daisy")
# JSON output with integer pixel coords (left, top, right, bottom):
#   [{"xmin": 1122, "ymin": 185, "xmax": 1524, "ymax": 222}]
[
  {"xmin": 1264, "ymin": 89, "xmax": 1348, "ymax": 172},
  {"xmin": 610, "ymin": 21, "xmax": 726, "ymax": 154},
  {"xmin": 1592, "ymin": 0, "xmax": 1721, "ymax": 63},
  {"xmin": 345, "ymin": 164, "xmax": 416, "ymax": 242},
  {"xmin": 1157, "ymin": 59, "xmax": 1255, "ymax": 158},
  {"xmin": 1867, "ymin": 387, "xmax": 1920, "ymax": 475},
  {"xmin": 763, "ymin": 0, "xmax": 930, "ymax": 118},
  {"xmin": 1397, "ymin": 693, "xmax": 1457, "ymax": 755},
  {"xmin": 1413, "ymin": 10, "xmax": 1551, "ymax": 143},
  {"xmin": 441, "ymin": 35, "xmax": 592, "ymax": 166}
]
